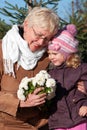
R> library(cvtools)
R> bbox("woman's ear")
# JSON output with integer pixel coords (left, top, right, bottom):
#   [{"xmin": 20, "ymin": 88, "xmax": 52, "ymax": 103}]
[{"xmin": 23, "ymin": 20, "xmax": 29, "ymax": 32}]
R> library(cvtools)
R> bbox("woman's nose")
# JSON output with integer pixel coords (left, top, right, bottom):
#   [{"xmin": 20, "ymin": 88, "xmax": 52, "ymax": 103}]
[{"xmin": 37, "ymin": 38, "xmax": 45, "ymax": 46}]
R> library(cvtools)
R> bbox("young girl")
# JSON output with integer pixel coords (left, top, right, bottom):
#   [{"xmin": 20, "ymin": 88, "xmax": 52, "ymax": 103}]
[{"xmin": 47, "ymin": 24, "xmax": 87, "ymax": 130}]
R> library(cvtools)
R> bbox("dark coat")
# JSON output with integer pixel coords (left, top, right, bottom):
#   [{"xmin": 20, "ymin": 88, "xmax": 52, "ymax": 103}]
[{"xmin": 48, "ymin": 63, "xmax": 87, "ymax": 129}]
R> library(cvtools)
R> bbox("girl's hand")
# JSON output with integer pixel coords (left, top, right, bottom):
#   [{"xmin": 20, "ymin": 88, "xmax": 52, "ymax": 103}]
[
  {"xmin": 20, "ymin": 87, "xmax": 46, "ymax": 107},
  {"xmin": 79, "ymin": 106, "xmax": 87, "ymax": 117}
]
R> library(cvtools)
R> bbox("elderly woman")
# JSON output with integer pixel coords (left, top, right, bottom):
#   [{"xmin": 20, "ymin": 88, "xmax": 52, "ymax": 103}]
[{"xmin": 0, "ymin": 7, "xmax": 59, "ymax": 130}]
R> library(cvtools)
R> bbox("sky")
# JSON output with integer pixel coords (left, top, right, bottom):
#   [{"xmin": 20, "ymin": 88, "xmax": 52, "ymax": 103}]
[{"xmin": 0, "ymin": 0, "xmax": 73, "ymax": 24}]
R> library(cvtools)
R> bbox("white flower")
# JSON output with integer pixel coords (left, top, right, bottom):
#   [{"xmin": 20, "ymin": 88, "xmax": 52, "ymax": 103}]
[
  {"xmin": 39, "ymin": 70, "xmax": 51, "ymax": 79},
  {"xmin": 17, "ymin": 70, "xmax": 56, "ymax": 101},
  {"xmin": 23, "ymin": 85, "xmax": 28, "ymax": 90},
  {"xmin": 34, "ymin": 73, "xmax": 46, "ymax": 86},
  {"xmin": 32, "ymin": 77, "xmax": 37, "ymax": 86},
  {"xmin": 39, "ymin": 70, "xmax": 47, "ymax": 75},
  {"xmin": 17, "ymin": 89, "xmax": 26, "ymax": 101},
  {"xmin": 21, "ymin": 77, "xmax": 29, "ymax": 83},
  {"xmin": 46, "ymin": 78, "xmax": 56, "ymax": 88},
  {"xmin": 19, "ymin": 77, "xmax": 33, "ymax": 90},
  {"xmin": 19, "ymin": 77, "xmax": 28, "ymax": 89}
]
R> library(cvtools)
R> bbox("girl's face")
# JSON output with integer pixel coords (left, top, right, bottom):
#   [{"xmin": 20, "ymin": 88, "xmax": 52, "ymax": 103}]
[{"xmin": 48, "ymin": 50, "xmax": 66, "ymax": 66}]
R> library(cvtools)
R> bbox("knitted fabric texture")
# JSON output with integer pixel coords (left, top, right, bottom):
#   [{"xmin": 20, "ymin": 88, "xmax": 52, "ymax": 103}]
[{"xmin": 48, "ymin": 24, "xmax": 79, "ymax": 57}]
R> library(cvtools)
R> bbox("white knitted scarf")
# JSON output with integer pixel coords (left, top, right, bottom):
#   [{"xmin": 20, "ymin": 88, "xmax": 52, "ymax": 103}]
[{"xmin": 2, "ymin": 25, "xmax": 46, "ymax": 77}]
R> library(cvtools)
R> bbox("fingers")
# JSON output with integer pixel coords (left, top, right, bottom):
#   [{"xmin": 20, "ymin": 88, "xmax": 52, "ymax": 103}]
[
  {"xmin": 77, "ymin": 81, "xmax": 84, "ymax": 86},
  {"xmin": 32, "ymin": 92, "xmax": 46, "ymax": 106},
  {"xmin": 79, "ymin": 111, "xmax": 86, "ymax": 117},
  {"xmin": 34, "ymin": 87, "xmax": 43, "ymax": 94},
  {"xmin": 20, "ymin": 88, "xmax": 47, "ymax": 107},
  {"xmin": 33, "ymin": 98, "xmax": 46, "ymax": 106},
  {"xmin": 77, "ymin": 81, "xmax": 84, "ymax": 89},
  {"xmin": 27, "ymin": 89, "xmax": 46, "ymax": 106},
  {"xmin": 79, "ymin": 106, "xmax": 87, "ymax": 117},
  {"xmin": 77, "ymin": 82, "xmax": 86, "ymax": 94},
  {"xmin": 33, "ymin": 87, "xmax": 45, "ymax": 94},
  {"xmin": 78, "ymin": 87, "xmax": 85, "ymax": 93}
]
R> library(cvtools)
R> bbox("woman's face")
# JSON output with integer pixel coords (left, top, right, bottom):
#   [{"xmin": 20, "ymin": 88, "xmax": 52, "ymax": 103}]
[
  {"xmin": 48, "ymin": 50, "xmax": 65, "ymax": 66},
  {"xmin": 23, "ymin": 20, "xmax": 52, "ymax": 52}
]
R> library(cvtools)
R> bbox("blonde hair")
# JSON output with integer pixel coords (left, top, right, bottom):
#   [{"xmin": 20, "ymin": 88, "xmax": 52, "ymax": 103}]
[
  {"xmin": 66, "ymin": 54, "xmax": 81, "ymax": 69},
  {"xmin": 25, "ymin": 7, "xmax": 59, "ymax": 36}
]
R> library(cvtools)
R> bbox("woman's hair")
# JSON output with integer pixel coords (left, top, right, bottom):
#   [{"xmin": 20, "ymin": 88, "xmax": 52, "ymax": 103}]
[
  {"xmin": 66, "ymin": 53, "xmax": 81, "ymax": 68},
  {"xmin": 25, "ymin": 7, "xmax": 59, "ymax": 36}
]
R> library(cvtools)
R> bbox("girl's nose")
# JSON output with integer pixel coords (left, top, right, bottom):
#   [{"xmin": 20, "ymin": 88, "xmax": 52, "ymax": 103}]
[{"xmin": 49, "ymin": 54, "xmax": 54, "ymax": 59}]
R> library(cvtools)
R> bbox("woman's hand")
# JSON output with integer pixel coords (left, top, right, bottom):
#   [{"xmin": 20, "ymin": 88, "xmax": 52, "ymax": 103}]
[
  {"xmin": 20, "ymin": 87, "xmax": 46, "ymax": 107},
  {"xmin": 77, "ymin": 81, "xmax": 87, "ymax": 94},
  {"xmin": 79, "ymin": 106, "xmax": 87, "ymax": 117}
]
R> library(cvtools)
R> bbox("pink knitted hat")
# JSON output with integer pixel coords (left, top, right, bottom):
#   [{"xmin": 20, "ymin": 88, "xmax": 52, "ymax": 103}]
[{"xmin": 48, "ymin": 24, "xmax": 79, "ymax": 58}]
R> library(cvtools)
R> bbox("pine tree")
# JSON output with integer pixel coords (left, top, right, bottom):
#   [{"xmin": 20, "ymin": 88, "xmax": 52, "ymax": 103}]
[
  {"xmin": 0, "ymin": 19, "xmax": 11, "ymax": 39},
  {"xmin": 65, "ymin": 0, "xmax": 87, "ymax": 62},
  {"xmin": 0, "ymin": 0, "xmax": 60, "ymax": 24},
  {"xmin": 73, "ymin": 0, "xmax": 87, "ymax": 62}
]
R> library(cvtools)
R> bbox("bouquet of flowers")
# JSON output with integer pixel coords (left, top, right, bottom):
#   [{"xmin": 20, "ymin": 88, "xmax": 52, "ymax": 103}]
[{"xmin": 17, "ymin": 70, "xmax": 56, "ymax": 101}]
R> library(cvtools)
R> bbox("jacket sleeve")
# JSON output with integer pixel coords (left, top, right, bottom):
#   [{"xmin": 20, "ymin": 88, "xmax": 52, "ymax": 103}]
[
  {"xmin": 80, "ymin": 63, "xmax": 87, "ymax": 92},
  {"xmin": 0, "ymin": 42, "xmax": 19, "ymax": 117},
  {"xmin": 82, "ymin": 101, "xmax": 87, "ymax": 106},
  {"xmin": 0, "ymin": 91, "xmax": 19, "ymax": 116}
]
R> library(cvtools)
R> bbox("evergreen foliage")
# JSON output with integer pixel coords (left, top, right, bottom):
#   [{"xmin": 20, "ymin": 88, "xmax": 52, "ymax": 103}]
[
  {"xmin": 0, "ymin": 1, "xmax": 28, "ymax": 24},
  {"xmin": 0, "ymin": 19, "xmax": 11, "ymax": 39},
  {"xmin": 0, "ymin": 0, "xmax": 60, "ymax": 24},
  {"xmin": 68, "ymin": 0, "xmax": 87, "ymax": 62}
]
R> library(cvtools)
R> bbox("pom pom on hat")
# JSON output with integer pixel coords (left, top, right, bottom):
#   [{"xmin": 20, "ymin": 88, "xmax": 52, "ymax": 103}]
[
  {"xmin": 66, "ymin": 24, "xmax": 77, "ymax": 36},
  {"xmin": 48, "ymin": 24, "xmax": 79, "ymax": 58}
]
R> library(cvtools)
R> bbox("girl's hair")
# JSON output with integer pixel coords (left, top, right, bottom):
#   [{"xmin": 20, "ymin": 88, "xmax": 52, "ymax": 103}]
[
  {"xmin": 66, "ymin": 54, "xmax": 81, "ymax": 68},
  {"xmin": 25, "ymin": 7, "xmax": 59, "ymax": 36}
]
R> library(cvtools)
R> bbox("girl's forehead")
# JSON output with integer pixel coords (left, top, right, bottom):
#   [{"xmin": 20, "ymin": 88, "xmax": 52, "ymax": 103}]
[{"xmin": 48, "ymin": 50, "xmax": 58, "ymax": 53}]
